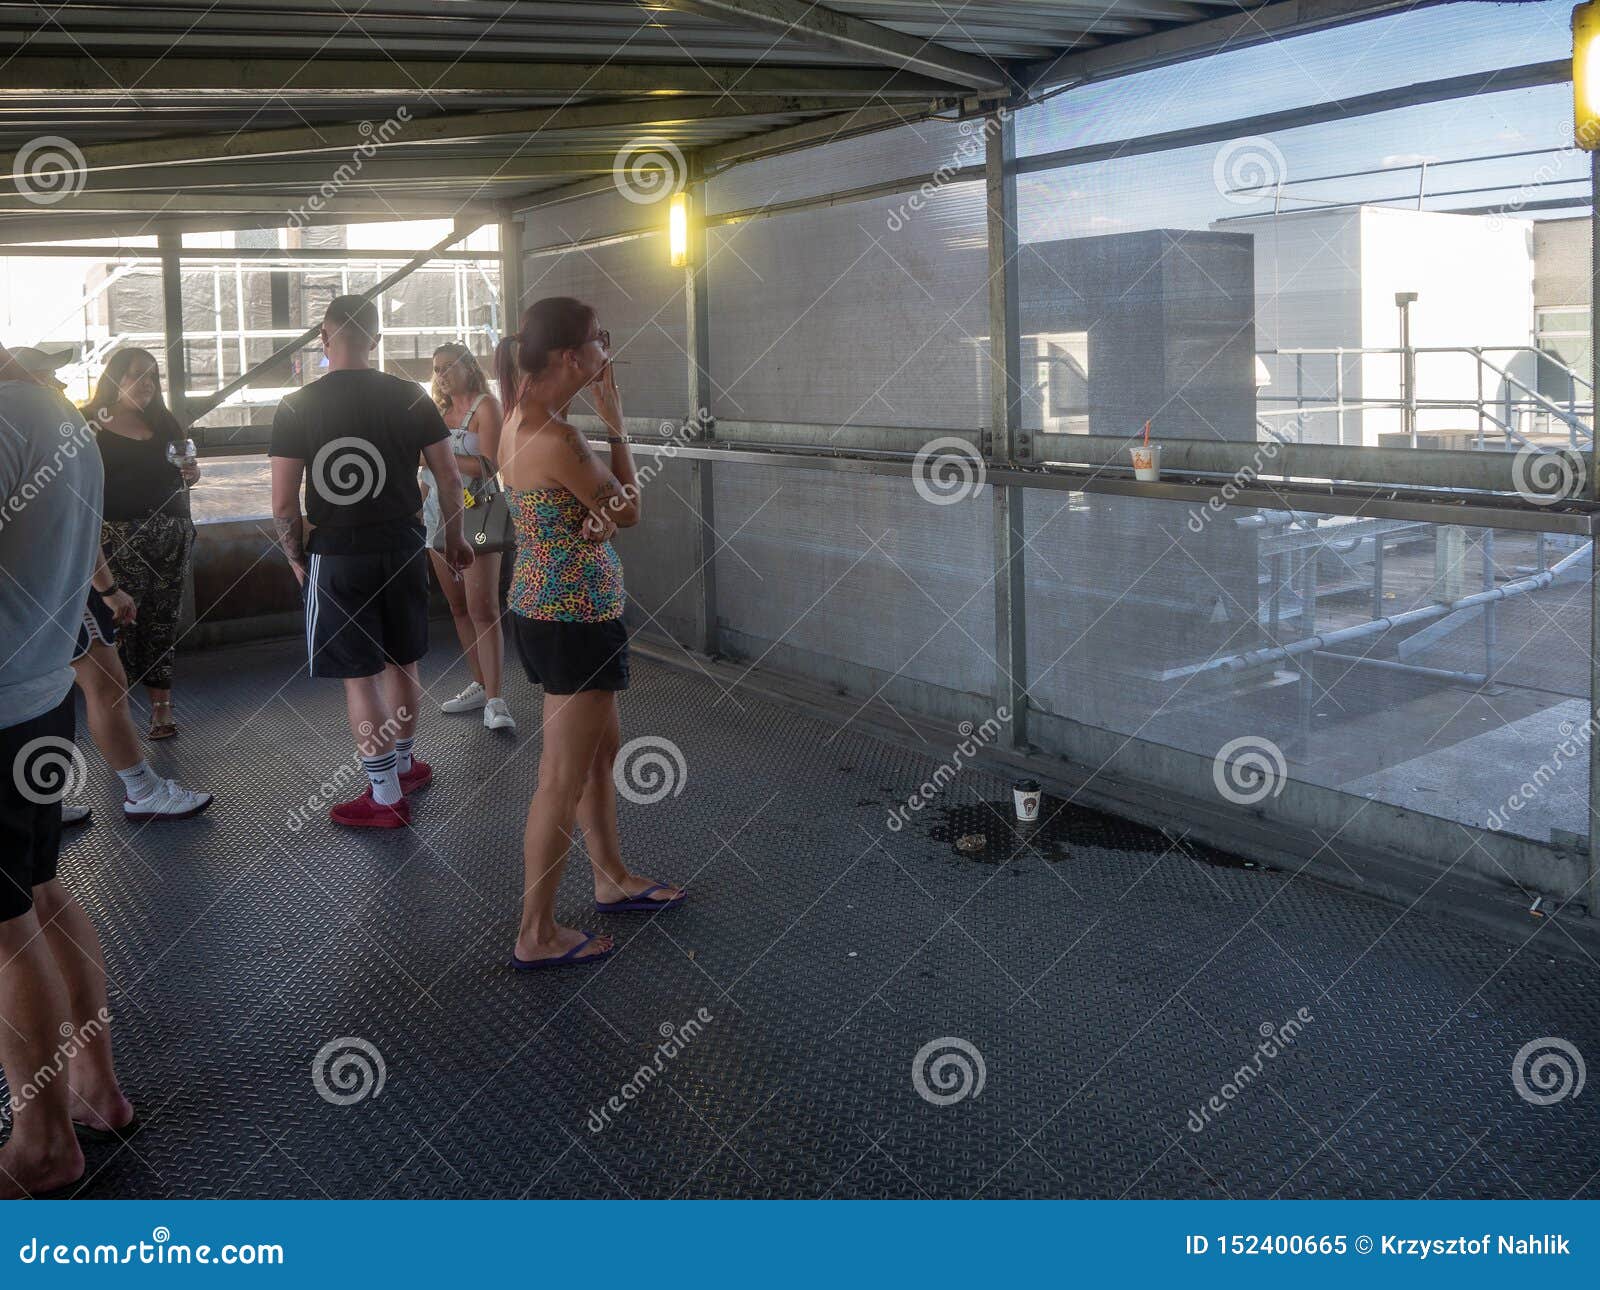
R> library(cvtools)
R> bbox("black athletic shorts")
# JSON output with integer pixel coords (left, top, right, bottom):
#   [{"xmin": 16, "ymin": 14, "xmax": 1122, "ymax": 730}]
[
  {"xmin": 73, "ymin": 590, "xmax": 117, "ymax": 662},
  {"xmin": 511, "ymin": 614, "xmax": 630, "ymax": 695},
  {"xmin": 305, "ymin": 548, "xmax": 430, "ymax": 678},
  {"xmin": 0, "ymin": 690, "xmax": 75, "ymax": 923}
]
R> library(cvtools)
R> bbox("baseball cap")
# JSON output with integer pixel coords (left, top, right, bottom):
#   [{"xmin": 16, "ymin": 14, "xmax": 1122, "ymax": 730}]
[{"xmin": 9, "ymin": 345, "xmax": 74, "ymax": 377}]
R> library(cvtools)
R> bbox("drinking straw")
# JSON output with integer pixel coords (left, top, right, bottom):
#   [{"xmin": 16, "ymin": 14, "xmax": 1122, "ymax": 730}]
[{"xmin": 1142, "ymin": 419, "xmax": 1150, "ymax": 445}]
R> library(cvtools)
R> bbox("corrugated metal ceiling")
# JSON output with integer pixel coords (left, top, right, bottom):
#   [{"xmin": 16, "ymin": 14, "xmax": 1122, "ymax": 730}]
[{"xmin": 0, "ymin": 0, "xmax": 1439, "ymax": 238}]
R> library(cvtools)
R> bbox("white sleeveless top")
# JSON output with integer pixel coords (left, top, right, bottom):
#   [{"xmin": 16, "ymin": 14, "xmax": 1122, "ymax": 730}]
[{"xmin": 450, "ymin": 393, "xmax": 488, "ymax": 457}]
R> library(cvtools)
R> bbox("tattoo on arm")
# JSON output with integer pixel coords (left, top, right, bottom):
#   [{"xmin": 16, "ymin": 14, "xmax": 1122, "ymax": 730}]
[
  {"xmin": 274, "ymin": 514, "xmax": 306, "ymax": 568},
  {"xmin": 591, "ymin": 479, "xmax": 622, "ymax": 511},
  {"xmin": 563, "ymin": 425, "xmax": 593, "ymax": 465}
]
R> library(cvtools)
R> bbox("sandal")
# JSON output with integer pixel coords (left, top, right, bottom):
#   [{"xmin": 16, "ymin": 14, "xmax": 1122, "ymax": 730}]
[{"xmin": 148, "ymin": 700, "xmax": 177, "ymax": 740}]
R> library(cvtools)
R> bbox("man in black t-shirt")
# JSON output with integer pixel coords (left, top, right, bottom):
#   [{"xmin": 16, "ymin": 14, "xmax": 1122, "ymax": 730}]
[{"xmin": 269, "ymin": 295, "xmax": 473, "ymax": 829}]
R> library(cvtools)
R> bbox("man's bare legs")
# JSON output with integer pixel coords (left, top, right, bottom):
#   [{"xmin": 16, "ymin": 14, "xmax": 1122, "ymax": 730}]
[
  {"xmin": 32, "ymin": 880, "xmax": 133, "ymax": 1135},
  {"xmin": 71, "ymin": 643, "xmax": 141, "ymax": 773},
  {"xmin": 514, "ymin": 691, "xmax": 613, "ymax": 963},
  {"xmin": 574, "ymin": 695, "xmax": 683, "ymax": 907},
  {"xmin": 342, "ymin": 662, "xmax": 418, "ymax": 752},
  {"xmin": 0, "ymin": 904, "xmax": 85, "ymax": 1198}
]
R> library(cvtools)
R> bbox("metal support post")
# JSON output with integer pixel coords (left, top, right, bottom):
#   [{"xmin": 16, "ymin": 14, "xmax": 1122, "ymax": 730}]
[
  {"xmin": 684, "ymin": 177, "xmax": 719, "ymax": 657},
  {"xmin": 986, "ymin": 108, "xmax": 1027, "ymax": 746}
]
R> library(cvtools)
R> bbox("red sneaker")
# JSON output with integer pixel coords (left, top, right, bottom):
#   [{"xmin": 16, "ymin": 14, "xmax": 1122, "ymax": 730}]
[
  {"xmin": 330, "ymin": 788, "xmax": 411, "ymax": 829},
  {"xmin": 399, "ymin": 758, "xmax": 433, "ymax": 794}
]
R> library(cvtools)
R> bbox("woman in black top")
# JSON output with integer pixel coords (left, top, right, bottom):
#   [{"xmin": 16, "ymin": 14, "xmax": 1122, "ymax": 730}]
[{"xmin": 84, "ymin": 348, "xmax": 199, "ymax": 739}]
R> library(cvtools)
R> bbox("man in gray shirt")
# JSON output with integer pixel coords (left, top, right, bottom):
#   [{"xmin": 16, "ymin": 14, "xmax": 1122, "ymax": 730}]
[{"xmin": 0, "ymin": 347, "xmax": 136, "ymax": 1197}]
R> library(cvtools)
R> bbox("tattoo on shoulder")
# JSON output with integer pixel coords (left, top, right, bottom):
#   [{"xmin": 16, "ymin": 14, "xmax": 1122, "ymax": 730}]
[{"xmin": 562, "ymin": 425, "xmax": 593, "ymax": 465}]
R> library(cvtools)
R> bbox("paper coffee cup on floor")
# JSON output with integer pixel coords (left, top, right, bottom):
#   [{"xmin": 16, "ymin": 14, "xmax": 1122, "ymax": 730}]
[
  {"xmin": 1013, "ymin": 779, "xmax": 1042, "ymax": 822},
  {"xmin": 1130, "ymin": 443, "xmax": 1161, "ymax": 481}
]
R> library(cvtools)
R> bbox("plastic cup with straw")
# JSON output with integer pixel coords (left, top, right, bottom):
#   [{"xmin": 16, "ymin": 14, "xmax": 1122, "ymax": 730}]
[{"xmin": 1130, "ymin": 419, "xmax": 1161, "ymax": 481}]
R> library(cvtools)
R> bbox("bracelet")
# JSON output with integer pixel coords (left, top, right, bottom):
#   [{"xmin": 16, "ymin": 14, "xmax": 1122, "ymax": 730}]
[
  {"xmin": 607, "ymin": 435, "xmax": 629, "ymax": 445},
  {"xmin": 95, "ymin": 584, "xmax": 119, "ymax": 597}
]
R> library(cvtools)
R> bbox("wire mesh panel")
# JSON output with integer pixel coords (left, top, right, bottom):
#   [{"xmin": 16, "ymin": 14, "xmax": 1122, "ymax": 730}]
[
  {"xmin": 709, "ymin": 460, "xmax": 995, "ymax": 718},
  {"xmin": 522, "ymin": 234, "xmax": 689, "ymax": 423},
  {"xmin": 706, "ymin": 186, "xmax": 989, "ymax": 433},
  {"xmin": 1015, "ymin": 0, "xmax": 1570, "ymax": 158},
  {"xmin": 1022, "ymin": 490, "xmax": 1590, "ymax": 846},
  {"xmin": 611, "ymin": 453, "xmax": 707, "ymax": 651}
]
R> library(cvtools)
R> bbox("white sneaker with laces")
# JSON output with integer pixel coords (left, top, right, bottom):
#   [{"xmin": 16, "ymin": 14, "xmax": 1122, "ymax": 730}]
[
  {"xmin": 124, "ymin": 779, "xmax": 214, "ymax": 821},
  {"xmin": 441, "ymin": 681, "xmax": 486, "ymax": 714},
  {"xmin": 483, "ymin": 698, "xmax": 516, "ymax": 732},
  {"xmin": 61, "ymin": 803, "xmax": 92, "ymax": 827}
]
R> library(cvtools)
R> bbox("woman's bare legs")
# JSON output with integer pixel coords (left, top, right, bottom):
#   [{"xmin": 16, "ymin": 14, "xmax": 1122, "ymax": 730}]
[
  {"xmin": 463, "ymin": 553, "xmax": 503, "ymax": 700},
  {"xmin": 514, "ymin": 690, "xmax": 614, "ymax": 963},
  {"xmin": 575, "ymin": 694, "xmax": 684, "ymax": 906},
  {"xmin": 428, "ymin": 548, "xmax": 484, "ymax": 690}
]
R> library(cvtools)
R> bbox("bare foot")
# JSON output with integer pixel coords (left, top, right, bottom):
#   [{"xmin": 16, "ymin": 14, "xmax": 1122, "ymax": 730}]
[
  {"xmin": 68, "ymin": 1086, "xmax": 135, "ymax": 1134},
  {"xmin": 0, "ymin": 1136, "xmax": 85, "ymax": 1199},
  {"xmin": 593, "ymin": 873, "xmax": 684, "ymax": 906},
  {"xmin": 513, "ymin": 925, "xmax": 614, "ymax": 964}
]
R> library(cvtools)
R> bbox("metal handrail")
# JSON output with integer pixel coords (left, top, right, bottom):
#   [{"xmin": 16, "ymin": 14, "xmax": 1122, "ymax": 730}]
[{"xmin": 1256, "ymin": 343, "xmax": 1595, "ymax": 450}]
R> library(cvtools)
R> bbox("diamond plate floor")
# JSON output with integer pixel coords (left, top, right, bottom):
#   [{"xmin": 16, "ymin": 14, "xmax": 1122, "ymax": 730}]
[{"xmin": 13, "ymin": 635, "xmax": 1600, "ymax": 1199}]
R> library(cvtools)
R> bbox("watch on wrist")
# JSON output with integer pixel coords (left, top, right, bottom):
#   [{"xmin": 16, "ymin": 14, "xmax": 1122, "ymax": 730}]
[
  {"xmin": 95, "ymin": 583, "xmax": 119, "ymax": 598},
  {"xmin": 607, "ymin": 434, "xmax": 629, "ymax": 445}
]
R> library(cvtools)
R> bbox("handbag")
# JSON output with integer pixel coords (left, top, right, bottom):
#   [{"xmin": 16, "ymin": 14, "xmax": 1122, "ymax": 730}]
[{"xmin": 435, "ymin": 454, "xmax": 515, "ymax": 554}]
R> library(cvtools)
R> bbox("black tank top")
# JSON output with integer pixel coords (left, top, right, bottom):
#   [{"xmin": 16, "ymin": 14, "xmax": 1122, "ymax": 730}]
[{"xmin": 95, "ymin": 426, "xmax": 190, "ymax": 521}]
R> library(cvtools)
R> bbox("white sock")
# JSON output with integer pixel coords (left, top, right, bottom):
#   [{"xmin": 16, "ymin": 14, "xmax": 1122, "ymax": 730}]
[
  {"xmin": 394, "ymin": 737, "xmax": 414, "ymax": 775},
  {"xmin": 117, "ymin": 761, "xmax": 160, "ymax": 801},
  {"xmin": 362, "ymin": 751, "xmax": 402, "ymax": 806}
]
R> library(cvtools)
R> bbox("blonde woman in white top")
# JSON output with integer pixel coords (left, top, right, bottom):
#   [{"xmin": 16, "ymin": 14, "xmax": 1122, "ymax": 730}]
[{"xmin": 420, "ymin": 343, "xmax": 514, "ymax": 731}]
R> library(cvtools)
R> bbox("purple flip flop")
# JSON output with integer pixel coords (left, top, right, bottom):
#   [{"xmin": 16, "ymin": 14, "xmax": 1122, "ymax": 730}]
[
  {"xmin": 508, "ymin": 931, "xmax": 616, "ymax": 972},
  {"xmin": 595, "ymin": 883, "xmax": 687, "ymax": 914}
]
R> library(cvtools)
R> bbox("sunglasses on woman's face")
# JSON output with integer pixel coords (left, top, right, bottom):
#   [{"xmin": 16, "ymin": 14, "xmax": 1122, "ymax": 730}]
[{"xmin": 593, "ymin": 329, "xmax": 611, "ymax": 353}]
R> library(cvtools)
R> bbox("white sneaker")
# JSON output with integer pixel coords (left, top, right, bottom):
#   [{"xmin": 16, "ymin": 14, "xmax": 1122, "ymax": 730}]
[
  {"xmin": 61, "ymin": 803, "xmax": 92, "ymax": 827},
  {"xmin": 441, "ymin": 681, "xmax": 486, "ymax": 714},
  {"xmin": 483, "ymin": 698, "xmax": 516, "ymax": 732},
  {"xmin": 124, "ymin": 779, "xmax": 214, "ymax": 821}
]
